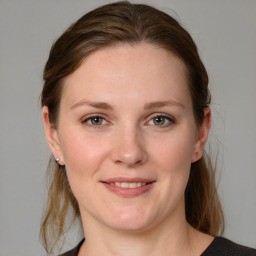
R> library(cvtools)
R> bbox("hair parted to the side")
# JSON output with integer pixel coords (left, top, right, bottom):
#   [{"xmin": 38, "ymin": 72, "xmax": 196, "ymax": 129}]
[{"xmin": 40, "ymin": 1, "xmax": 224, "ymax": 253}]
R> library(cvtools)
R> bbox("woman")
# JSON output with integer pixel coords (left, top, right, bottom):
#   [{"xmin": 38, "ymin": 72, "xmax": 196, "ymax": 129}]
[{"xmin": 40, "ymin": 1, "xmax": 256, "ymax": 255}]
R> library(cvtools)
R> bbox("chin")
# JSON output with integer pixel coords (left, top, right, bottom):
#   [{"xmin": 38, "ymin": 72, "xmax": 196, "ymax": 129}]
[
  {"xmin": 101, "ymin": 207, "xmax": 155, "ymax": 232},
  {"xmin": 106, "ymin": 220, "xmax": 152, "ymax": 233}
]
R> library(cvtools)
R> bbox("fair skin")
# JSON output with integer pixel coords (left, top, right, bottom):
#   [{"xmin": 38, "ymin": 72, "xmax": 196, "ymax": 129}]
[{"xmin": 43, "ymin": 43, "xmax": 213, "ymax": 256}]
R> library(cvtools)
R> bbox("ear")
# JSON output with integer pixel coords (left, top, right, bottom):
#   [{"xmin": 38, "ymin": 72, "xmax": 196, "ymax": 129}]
[
  {"xmin": 42, "ymin": 106, "xmax": 64, "ymax": 165},
  {"xmin": 191, "ymin": 107, "xmax": 211, "ymax": 163}
]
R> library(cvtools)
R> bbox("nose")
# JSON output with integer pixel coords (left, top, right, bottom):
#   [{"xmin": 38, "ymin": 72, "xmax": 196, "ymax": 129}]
[{"xmin": 111, "ymin": 127, "xmax": 148, "ymax": 167}]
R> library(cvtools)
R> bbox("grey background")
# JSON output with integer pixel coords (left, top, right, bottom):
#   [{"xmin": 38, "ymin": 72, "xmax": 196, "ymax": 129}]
[{"xmin": 0, "ymin": 0, "xmax": 255, "ymax": 255}]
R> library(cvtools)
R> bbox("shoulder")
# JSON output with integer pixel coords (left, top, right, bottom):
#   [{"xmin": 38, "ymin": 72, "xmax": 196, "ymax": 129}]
[
  {"xmin": 202, "ymin": 237, "xmax": 256, "ymax": 256},
  {"xmin": 58, "ymin": 239, "xmax": 85, "ymax": 256}
]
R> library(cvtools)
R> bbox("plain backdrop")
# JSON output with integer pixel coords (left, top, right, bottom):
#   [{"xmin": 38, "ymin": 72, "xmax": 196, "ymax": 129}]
[{"xmin": 0, "ymin": 0, "xmax": 255, "ymax": 255}]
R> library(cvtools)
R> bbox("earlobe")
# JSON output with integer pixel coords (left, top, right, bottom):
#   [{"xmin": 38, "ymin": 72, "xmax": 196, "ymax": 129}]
[
  {"xmin": 42, "ymin": 106, "xmax": 64, "ymax": 165},
  {"xmin": 191, "ymin": 108, "xmax": 211, "ymax": 163}
]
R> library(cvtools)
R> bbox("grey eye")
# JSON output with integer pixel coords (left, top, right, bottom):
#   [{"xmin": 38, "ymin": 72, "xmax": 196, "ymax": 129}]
[
  {"xmin": 90, "ymin": 116, "xmax": 104, "ymax": 125},
  {"xmin": 148, "ymin": 115, "xmax": 175, "ymax": 126},
  {"xmin": 83, "ymin": 115, "xmax": 107, "ymax": 126},
  {"xmin": 153, "ymin": 116, "xmax": 166, "ymax": 125}
]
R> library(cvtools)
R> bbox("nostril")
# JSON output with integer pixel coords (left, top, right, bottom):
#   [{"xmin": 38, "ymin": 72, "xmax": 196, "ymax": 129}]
[
  {"xmin": 111, "ymin": 137, "xmax": 148, "ymax": 166},
  {"xmin": 115, "ymin": 159, "xmax": 142, "ymax": 166},
  {"xmin": 115, "ymin": 160, "xmax": 123, "ymax": 165}
]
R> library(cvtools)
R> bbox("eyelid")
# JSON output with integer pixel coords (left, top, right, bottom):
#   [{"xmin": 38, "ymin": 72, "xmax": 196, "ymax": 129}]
[
  {"xmin": 145, "ymin": 113, "xmax": 176, "ymax": 126},
  {"xmin": 81, "ymin": 113, "xmax": 175, "ymax": 128},
  {"xmin": 82, "ymin": 114, "xmax": 110, "ymax": 127}
]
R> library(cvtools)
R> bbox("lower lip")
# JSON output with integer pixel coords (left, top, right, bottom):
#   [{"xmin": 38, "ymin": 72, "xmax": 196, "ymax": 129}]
[{"xmin": 102, "ymin": 182, "xmax": 155, "ymax": 198}]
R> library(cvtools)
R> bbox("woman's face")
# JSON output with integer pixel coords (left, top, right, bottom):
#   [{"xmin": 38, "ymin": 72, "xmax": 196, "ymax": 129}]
[{"xmin": 43, "ymin": 43, "xmax": 210, "ymax": 232}]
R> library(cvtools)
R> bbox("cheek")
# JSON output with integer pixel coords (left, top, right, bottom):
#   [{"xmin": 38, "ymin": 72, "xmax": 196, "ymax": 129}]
[
  {"xmin": 156, "ymin": 139, "xmax": 192, "ymax": 188},
  {"xmin": 60, "ymin": 133, "xmax": 112, "ymax": 208},
  {"xmin": 143, "ymin": 131, "xmax": 195, "ymax": 217},
  {"xmin": 149, "ymin": 128, "xmax": 196, "ymax": 191},
  {"xmin": 59, "ymin": 130, "xmax": 110, "ymax": 180},
  {"xmin": 150, "ymin": 129, "xmax": 196, "ymax": 170}
]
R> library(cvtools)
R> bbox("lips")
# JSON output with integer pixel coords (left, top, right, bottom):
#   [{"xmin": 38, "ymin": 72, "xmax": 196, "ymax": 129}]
[
  {"xmin": 109, "ymin": 182, "xmax": 147, "ymax": 188},
  {"xmin": 101, "ymin": 177, "xmax": 155, "ymax": 197}
]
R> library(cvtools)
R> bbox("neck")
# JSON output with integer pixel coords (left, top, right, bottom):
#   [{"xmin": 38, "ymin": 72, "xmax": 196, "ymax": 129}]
[{"xmin": 78, "ymin": 202, "xmax": 211, "ymax": 256}]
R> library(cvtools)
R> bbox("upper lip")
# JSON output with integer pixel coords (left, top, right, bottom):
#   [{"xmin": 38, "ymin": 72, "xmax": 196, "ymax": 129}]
[{"xmin": 102, "ymin": 177, "xmax": 155, "ymax": 183}]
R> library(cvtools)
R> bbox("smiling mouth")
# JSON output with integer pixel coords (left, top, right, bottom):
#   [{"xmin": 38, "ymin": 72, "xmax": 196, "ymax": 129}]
[
  {"xmin": 101, "ymin": 180, "xmax": 155, "ymax": 197},
  {"xmin": 106, "ymin": 182, "xmax": 150, "ymax": 188}
]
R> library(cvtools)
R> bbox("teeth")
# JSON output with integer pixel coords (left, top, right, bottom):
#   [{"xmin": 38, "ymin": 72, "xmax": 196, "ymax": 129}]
[{"xmin": 110, "ymin": 182, "xmax": 147, "ymax": 188}]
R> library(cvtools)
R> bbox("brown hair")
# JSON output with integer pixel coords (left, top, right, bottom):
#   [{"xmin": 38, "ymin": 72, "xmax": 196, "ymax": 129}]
[{"xmin": 40, "ymin": 1, "xmax": 224, "ymax": 253}]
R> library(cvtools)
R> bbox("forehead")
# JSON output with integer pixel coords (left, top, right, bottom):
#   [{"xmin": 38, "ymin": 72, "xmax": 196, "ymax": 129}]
[{"xmin": 61, "ymin": 43, "xmax": 191, "ymax": 108}]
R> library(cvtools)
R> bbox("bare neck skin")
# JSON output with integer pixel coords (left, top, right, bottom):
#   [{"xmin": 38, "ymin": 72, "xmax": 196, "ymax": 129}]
[{"xmin": 78, "ymin": 199, "xmax": 213, "ymax": 256}]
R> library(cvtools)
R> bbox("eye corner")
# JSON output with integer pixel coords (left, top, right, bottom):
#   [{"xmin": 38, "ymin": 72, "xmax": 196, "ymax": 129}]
[
  {"xmin": 145, "ymin": 113, "xmax": 176, "ymax": 127},
  {"xmin": 81, "ymin": 114, "xmax": 110, "ymax": 128}
]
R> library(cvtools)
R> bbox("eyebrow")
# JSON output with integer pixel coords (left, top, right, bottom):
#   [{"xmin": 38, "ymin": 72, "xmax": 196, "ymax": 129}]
[
  {"xmin": 144, "ymin": 100, "xmax": 184, "ymax": 110},
  {"xmin": 70, "ymin": 100, "xmax": 184, "ymax": 110},
  {"xmin": 70, "ymin": 100, "xmax": 113, "ymax": 110}
]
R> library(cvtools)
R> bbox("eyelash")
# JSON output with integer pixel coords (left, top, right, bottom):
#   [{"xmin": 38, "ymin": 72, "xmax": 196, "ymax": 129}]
[
  {"xmin": 82, "ymin": 114, "xmax": 175, "ymax": 128},
  {"xmin": 82, "ymin": 115, "xmax": 109, "ymax": 128},
  {"xmin": 146, "ymin": 114, "xmax": 175, "ymax": 127}
]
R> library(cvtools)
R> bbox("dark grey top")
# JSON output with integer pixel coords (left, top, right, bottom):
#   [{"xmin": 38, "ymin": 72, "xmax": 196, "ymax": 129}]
[
  {"xmin": 201, "ymin": 237, "xmax": 256, "ymax": 256},
  {"xmin": 59, "ymin": 237, "xmax": 256, "ymax": 256}
]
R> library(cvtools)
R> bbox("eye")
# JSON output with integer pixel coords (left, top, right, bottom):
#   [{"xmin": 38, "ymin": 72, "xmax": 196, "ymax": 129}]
[
  {"xmin": 82, "ymin": 115, "xmax": 108, "ymax": 126},
  {"xmin": 147, "ymin": 115, "xmax": 175, "ymax": 127}
]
